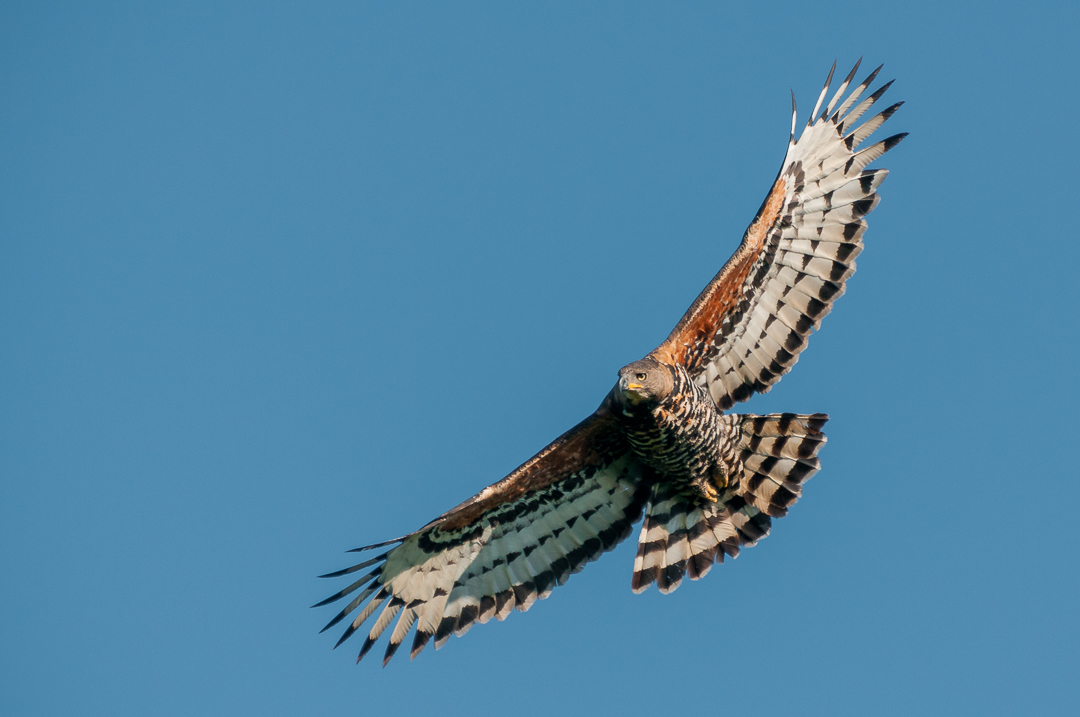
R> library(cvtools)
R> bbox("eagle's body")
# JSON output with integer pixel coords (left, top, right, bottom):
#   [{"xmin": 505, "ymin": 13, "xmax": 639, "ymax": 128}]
[
  {"xmin": 613, "ymin": 359, "xmax": 735, "ymax": 502},
  {"xmin": 316, "ymin": 60, "xmax": 905, "ymax": 666}
]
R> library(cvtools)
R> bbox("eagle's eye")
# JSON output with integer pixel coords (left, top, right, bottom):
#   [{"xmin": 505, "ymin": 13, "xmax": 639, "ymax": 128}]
[{"xmin": 636, "ymin": 372, "xmax": 647, "ymax": 381}]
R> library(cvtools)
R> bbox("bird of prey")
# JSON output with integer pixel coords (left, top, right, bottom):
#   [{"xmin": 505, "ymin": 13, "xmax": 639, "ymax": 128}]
[{"xmin": 315, "ymin": 59, "xmax": 905, "ymax": 666}]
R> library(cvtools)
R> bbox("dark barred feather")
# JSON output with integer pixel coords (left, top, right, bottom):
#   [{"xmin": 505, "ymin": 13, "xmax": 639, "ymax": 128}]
[
  {"xmin": 315, "ymin": 425, "xmax": 651, "ymax": 665},
  {"xmin": 630, "ymin": 413, "xmax": 827, "ymax": 594},
  {"xmin": 655, "ymin": 60, "xmax": 904, "ymax": 411}
]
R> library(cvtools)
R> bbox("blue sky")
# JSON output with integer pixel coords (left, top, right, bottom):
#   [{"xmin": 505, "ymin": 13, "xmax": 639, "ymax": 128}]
[{"xmin": 3, "ymin": 2, "xmax": 1078, "ymax": 715}]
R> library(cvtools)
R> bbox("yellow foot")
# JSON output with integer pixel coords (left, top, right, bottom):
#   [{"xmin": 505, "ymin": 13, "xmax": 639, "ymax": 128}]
[{"xmin": 692, "ymin": 477, "xmax": 720, "ymax": 502}]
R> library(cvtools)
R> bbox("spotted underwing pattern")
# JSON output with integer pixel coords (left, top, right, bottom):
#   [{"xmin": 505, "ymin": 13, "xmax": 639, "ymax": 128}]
[{"xmin": 316, "ymin": 60, "xmax": 902, "ymax": 666}]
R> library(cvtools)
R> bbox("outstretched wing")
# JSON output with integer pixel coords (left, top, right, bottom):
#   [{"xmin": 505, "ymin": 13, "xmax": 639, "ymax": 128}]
[
  {"xmin": 314, "ymin": 409, "xmax": 651, "ymax": 666},
  {"xmin": 651, "ymin": 60, "xmax": 907, "ymax": 410}
]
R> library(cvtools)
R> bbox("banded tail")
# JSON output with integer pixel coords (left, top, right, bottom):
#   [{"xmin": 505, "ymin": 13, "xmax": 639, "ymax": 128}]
[{"xmin": 631, "ymin": 412, "xmax": 828, "ymax": 594}]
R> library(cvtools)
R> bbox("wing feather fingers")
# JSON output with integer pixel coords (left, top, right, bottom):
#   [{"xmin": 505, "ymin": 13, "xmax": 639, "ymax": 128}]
[
  {"xmin": 652, "ymin": 61, "xmax": 903, "ymax": 409},
  {"xmin": 316, "ymin": 413, "xmax": 650, "ymax": 665}
]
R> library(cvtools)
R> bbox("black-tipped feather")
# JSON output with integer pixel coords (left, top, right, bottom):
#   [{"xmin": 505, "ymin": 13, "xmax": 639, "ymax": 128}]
[
  {"xmin": 346, "ymin": 537, "xmax": 407, "ymax": 553},
  {"xmin": 310, "ymin": 568, "xmax": 381, "ymax": 607},
  {"xmin": 317, "ymin": 552, "xmax": 388, "ymax": 578},
  {"xmin": 318, "ymin": 584, "xmax": 380, "ymax": 633}
]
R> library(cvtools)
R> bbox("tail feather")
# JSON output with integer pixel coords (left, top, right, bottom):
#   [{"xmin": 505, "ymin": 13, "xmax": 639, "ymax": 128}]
[
  {"xmin": 630, "ymin": 413, "xmax": 828, "ymax": 593},
  {"xmin": 656, "ymin": 509, "xmax": 690, "ymax": 594},
  {"xmin": 685, "ymin": 504, "xmax": 718, "ymax": 581},
  {"xmin": 630, "ymin": 488, "xmax": 679, "ymax": 593}
]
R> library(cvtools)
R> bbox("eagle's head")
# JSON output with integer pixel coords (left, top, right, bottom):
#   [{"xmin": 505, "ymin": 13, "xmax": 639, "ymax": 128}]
[{"xmin": 616, "ymin": 357, "xmax": 673, "ymax": 407}]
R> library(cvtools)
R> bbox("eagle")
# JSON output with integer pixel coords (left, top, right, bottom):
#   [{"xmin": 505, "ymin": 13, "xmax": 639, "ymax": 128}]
[{"xmin": 315, "ymin": 59, "xmax": 905, "ymax": 666}]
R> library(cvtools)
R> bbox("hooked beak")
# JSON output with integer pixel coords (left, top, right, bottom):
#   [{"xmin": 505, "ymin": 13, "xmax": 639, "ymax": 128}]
[{"xmin": 619, "ymin": 375, "xmax": 645, "ymax": 400}]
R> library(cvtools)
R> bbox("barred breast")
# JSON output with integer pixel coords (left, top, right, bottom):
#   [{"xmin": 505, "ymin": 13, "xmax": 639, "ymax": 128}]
[{"xmin": 617, "ymin": 364, "xmax": 742, "ymax": 501}]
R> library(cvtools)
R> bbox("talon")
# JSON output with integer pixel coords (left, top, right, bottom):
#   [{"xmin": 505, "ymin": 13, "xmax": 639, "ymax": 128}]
[{"xmin": 693, "ymin": 477, "xmax": 720, "ymax": 502}]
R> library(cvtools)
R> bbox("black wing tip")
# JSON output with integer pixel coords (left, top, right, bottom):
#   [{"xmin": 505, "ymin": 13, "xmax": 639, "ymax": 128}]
[
  {"xmin": 356, "ymin": 635, "xmax": 377, "ymax": 663},
  {"xmin": 311, "ymin": 584, "xmax": 358, "ymax": 608},
  {"xmin": 410, "ymin": 630, "xmax": 432, "ymax": 661},
  {"xmin": 859, "ymin": 64, "xmax": 884, "ymax": 91},
  {"xmin": 843, "ymin": 57, "xmax": 863, "ymax": 84},
  {"xmin": 817, "ymin": 60, "xmax": 838, "ymax": 120},
  {"xmin": 868, "ymin": 79, "xmax": 896, "ymax": 103},
  {"xmin": 823, "ymin": 60, "xmax": 837, "ymax": 88},
  {"xmin": 318, "ymin": 613, "xmax": 345, "ymax": 633},
  {"xmin": 382, "ymin": 640, "xmax": 403, "ymax": 667},
  {"xmin": 883, "ymin": 132, "xmax": 909, "ymax": 150},
  {"xmin": 333, "ymin": 623, "xmax": 359, "ymax": 650},
  {"xmin": 317, "ymin": 551, "xmax": 389, "ymax": 578},
  {"xmin": 346, "ymin": 536, "xmax": 406, "ymax": 553}
]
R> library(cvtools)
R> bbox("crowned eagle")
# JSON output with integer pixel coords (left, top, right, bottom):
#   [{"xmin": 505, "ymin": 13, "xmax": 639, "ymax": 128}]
[{"xmin": 315, "ymin": 59, "xmax": 905, "ymax": 666}]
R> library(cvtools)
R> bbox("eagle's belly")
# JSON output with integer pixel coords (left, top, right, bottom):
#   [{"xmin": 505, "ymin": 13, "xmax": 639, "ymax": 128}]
[{"xmin": 619, "ymin": 379, "xmax": 739, "ymax": 501}]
